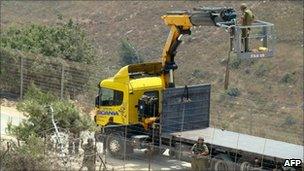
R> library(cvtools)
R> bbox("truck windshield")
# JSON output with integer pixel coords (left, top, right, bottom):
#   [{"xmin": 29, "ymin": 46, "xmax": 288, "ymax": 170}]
[{"xmin": 98, "ymin": 87, "xmax": 123, "ymax": 106}]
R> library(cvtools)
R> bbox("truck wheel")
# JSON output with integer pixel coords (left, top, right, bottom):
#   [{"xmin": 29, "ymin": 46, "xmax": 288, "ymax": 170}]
[
  {"xmin": 106, "ymin": 133, "xmax": 134, "ymax": 159},
  {"xmin": 240, "ymin": 162, "xmax": 252, "ymax": 171},
  {"xmin": 106, "ymin": 134, "xmax": 124, "ymax": 158},
  {"xmin": 214, "ymin": 160, "xmax": 229, "ymax": 171}
]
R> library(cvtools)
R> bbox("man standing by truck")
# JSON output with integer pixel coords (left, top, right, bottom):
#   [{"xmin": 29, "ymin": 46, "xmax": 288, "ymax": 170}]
[
  {"xmin": 240, "ymin": 3, "xmax": 255, "ymax": 52},
  {"xmin": 80, "ymin": 138, "xmax": 96, "ymax": 171},
  {"xmin": 191, "ymin": 137, "xmax": 209, "ymax": 171}
]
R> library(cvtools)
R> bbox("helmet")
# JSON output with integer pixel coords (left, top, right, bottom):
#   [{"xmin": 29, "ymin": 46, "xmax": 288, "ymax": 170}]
[
  {"xmin": 198, "ymin": 137, "xmax": 204, "ymax": 141},
  {"xmin": 240, "ymin": 3, "xmax": 247, "ymax": 10}
]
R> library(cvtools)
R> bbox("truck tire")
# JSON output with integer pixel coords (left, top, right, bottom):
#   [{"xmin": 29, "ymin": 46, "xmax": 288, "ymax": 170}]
[
  {"xmin": 106, "ymin": 133, "xmax": 123, "ymax": 158},
  {"xmin": 106, "ymin": 133, "xmax": 134, "ymax": 159},
  {"xmin": 240, "ymin": 162, "xmax": 252, "ymax": 171},
  {"xmin": 212, "ymin": 154, "xmax": 232, "ymax": 171},
  {"xmin": 214, "ymin": 160, "xmax": 229, "ymax": 171}
]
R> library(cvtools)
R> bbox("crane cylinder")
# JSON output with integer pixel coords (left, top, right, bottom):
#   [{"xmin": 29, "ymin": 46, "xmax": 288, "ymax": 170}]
[{"xmin": 190, "ymin": 7, "xmax": 236, "ymax": 26}]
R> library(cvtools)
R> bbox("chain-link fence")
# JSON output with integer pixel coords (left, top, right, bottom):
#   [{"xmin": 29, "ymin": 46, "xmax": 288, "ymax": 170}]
[
  {"xmin": 0, "ymin": 48, "xmax": 116, "ymax": 107},
  {"xmin": 1, "ymin": 48, "xmax": 303, "ymax": 170}
]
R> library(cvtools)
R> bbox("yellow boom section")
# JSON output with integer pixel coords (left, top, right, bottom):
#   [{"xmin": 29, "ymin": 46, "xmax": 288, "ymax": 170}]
[
  {"xmin": 160, "ymin": 8, "xmax": 237, "ymax": 88},
  {"xmin": 161, "ymin": 13, "xmax": 193, "ymax": 88}
]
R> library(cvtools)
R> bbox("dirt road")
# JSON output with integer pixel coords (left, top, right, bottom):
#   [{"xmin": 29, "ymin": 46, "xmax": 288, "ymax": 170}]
[
  {"xmin": 0, "ymin": 105, "xmax": 25, "ymax": 139},
  {"xmin": 68, "ymin": 144, "xmax": 191, "ymax": 171}
]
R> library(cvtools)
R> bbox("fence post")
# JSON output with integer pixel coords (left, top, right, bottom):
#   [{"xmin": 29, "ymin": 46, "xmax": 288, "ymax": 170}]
[
  {"xmin": 20, "ymin": 56, "xmax": 24, "ymax": 99},
  {"xmin": 60, "ymin": 64, "xmax": 65, "ymax": 99},
  {"xmin": 250, "ymin": 111, "xmax": 253, "ymax": 135},
  {"xmin": 123, "ymin": 126, "xmax": 127, "ymax": 171}
]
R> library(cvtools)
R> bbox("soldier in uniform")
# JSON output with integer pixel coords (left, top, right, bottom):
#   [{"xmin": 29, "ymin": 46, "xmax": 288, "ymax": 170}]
[
  {"xmin": 80, "ymin": 138, "xmax": 96, "ymax": 171},
  {"xmin": 68, "ymin": 131, "xmax": 80, "ymax": 155},
  {"xmin": 240, "ymin": 3, "xmax": 255, "ymax": 52},
  {"xmin": 191, "ymin": 137, "xmax": 209, "ymax": 171}
]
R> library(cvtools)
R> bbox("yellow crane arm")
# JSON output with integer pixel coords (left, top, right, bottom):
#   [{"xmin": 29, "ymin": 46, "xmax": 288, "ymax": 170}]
[
  {"xmin": 160, "ymin": 8, "xmax": 237, "ymax": 88},
  {"xmin": 161, "ymin": 13, "xmax": 193, "ymax": 88}
]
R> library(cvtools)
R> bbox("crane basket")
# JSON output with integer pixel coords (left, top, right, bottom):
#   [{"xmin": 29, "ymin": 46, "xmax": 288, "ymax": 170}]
[{"xmin": 219, "ymin": 20, "xmax": 275, "ymax": 59}]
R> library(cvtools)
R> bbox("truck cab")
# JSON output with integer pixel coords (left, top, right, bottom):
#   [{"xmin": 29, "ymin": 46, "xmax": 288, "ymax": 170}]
[{"xmin": 95, "ymin": 62, "xmax": 164, "ymax": 128}]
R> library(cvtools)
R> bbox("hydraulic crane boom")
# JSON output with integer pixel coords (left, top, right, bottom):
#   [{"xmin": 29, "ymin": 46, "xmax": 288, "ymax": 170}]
[{"xmin": 160, "ymin": 8, "xmax": 236, "ymax": 88}]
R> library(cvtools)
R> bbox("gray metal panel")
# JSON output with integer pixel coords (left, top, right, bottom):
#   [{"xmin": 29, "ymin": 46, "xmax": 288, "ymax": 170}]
[
  {"xmin": 237, "ymin": 50, "xmax": 274, "ymax": 59},
  {"xmin": 170, "ymin": 128, "xmax": 304, "ymax": 160},
  {"xmin": 161, "ymin": 84, "xmax": 211, "ymax": 134}
]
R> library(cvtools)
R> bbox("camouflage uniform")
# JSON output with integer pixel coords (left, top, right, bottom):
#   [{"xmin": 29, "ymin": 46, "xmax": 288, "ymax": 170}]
[
  {"xmin": 241, "ymin": 5, "xmax": 254, "ymax": 52},
  {"xmin": 68, "ymin": 132, "xmax": 80, "ymax": 155},
  {"xmin": 81, "ymin": 139, "xmax": 96, "ymax": 171},
  {"xmin": 191, "ymin": 142, "xmax": 209, "ymax": 171}
]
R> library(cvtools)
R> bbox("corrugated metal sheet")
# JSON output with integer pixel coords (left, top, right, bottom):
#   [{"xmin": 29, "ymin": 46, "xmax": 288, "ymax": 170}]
[{"xmin": 161, "ymin": 84, "xmax": 211, "ymax": 134}]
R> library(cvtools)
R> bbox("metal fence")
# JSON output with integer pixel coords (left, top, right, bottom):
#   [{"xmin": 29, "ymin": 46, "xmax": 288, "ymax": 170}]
[
  {"xmin": 1, "ymin": 52, "xmax": 301, "ymax": 144},
  {"xmin": 0, "ymin": 49, "xmax": 116, "ymax": 106},
  {"xmin": 0, "ymin": 50, "xmax": 303, "ymax": 170}
]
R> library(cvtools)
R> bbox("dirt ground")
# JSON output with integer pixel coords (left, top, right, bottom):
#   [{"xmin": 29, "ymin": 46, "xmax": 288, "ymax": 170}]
[
  {"xmin": 0, "ymin": 101, "xmax": 26, "ymax": 139},
  {"xmin": 71, "ymin": 144, "xmax": 191, "ymax": 171}
]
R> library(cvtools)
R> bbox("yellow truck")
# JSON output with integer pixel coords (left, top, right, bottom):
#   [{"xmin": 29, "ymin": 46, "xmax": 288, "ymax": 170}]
[
  {"xmin": 93, "ymin": 7, "xmax": 301, "ymax": 171},
  {"xmin": 94, "ymin": 7, "xmax": 237, "ymax": 134}
]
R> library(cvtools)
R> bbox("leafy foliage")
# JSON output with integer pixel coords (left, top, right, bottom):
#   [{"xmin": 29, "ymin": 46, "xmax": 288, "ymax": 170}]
[
  {"xmin": 280, "ymin": 72, "xmax": 296, "ymax": 84},
  {"xmin": 119, "ymin": 39, "xmax": 142, "ymax": 66},
  {"xmin": 0, "ymin": 48, "xmax": 21, "ymax": 94},
  {"xmin": 226, "ymin": 87, "xmax": 241, "ymax": 97},
  {"xmin": 283, "ymin": 115, "xmax": 297, "ymax": 126},
  {"xmin": 0, "ymin": 135, "xmax": 54, "ymax": 170},
  {"xmin": 9, "ymin": 84, "xmax": 95, "ymax": 141},
  {"xmin": 0, "ymin": 19, "xmax": 94, "ymax": 63}
]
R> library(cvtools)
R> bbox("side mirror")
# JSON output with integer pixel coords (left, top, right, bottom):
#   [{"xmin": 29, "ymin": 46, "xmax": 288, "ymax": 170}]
[{"xmin": 95, "ymin": 95, "xmax": 100, "ymax": 107}]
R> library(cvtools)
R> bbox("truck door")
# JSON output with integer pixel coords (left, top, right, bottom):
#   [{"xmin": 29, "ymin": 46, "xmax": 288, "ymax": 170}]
[{"xmin": 95, "ymin": 87, "xmax": 127, "ymax": 126}]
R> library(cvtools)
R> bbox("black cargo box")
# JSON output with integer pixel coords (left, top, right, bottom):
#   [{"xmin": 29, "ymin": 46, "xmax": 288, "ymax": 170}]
[{"xmin": 161, "ymin": 84, "xmax": 211, "ymax": 134}]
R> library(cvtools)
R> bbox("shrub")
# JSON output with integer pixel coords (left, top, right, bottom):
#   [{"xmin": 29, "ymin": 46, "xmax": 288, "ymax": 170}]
[
  {"xmin": 0, "ymin": 135, "xmax": 55, "ymax": 170},
  {"xmin": 119, "ymin": 39, "xmax": 142, "ymax": 66},
  {"xmin": 9, "ymin": 84, "xmax": 95, "ymax": 141},
  {"xmin": 226, "ymin": 87, "xmax": 241, "ymax": 97},
  {"xmin": 280, "ymin": 72, "xmax": 296, "ymax": 84},
  {"xmin": 0, "ymin": 19, "xmax": 94, "ymax": 63},
  {"xmin": 284, "ymin": 115, "xmax": 297, "ymax": 126}
]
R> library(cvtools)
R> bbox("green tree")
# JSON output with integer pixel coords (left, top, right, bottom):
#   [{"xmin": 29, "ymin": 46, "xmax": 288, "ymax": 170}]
[
  {"xmin": 9, "ymin": 84, "xmax": 95, "ymax": 141},
  {"xmin": 0, "ymin": 19, "xmax": 94, "ymax": 63},
  {"xmin": 119, "ymin": 39, "xmax": 142, "ymax": 66}
]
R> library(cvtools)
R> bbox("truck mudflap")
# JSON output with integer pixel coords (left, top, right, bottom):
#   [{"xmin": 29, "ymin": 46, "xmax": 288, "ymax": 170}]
[{"xmin": 161, "ymin": 84, "xmax": 211, "ymax": 134}]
